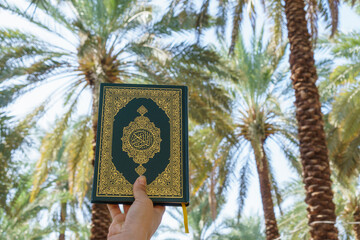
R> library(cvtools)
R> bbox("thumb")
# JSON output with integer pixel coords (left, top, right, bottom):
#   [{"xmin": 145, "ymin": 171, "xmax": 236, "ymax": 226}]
[{"xmin": 133, "ymin": 175, "xmax": 148, "ymax": 200}]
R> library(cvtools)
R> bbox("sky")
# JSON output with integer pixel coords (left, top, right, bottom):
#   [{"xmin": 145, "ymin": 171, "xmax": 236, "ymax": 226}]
[{"xmin": 1, "ymin": 0, "xmax": 360, "ymax": 239}]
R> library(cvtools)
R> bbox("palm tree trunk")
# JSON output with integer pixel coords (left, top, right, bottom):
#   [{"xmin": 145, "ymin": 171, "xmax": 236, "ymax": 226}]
[
  {"xmin": 90, "ymin": 82, "xmax": 112, "ymax": 240},
  {"xmin": 209, "ymin": 169, "xmax": 217, "ymax": 221},
  {"xmin": 284, "ymin": 0, "xmax": 339, "ymax": 239},
  {"xmin": 91, "ymin": 203, "xmax": 112, "ymax": 239},
  {"xmin": 59, "ymin": 202, "xmax": 67, "ymax": 240},
  {"xmin": 251, "ymin": 141, "xmax": 280, "ymax": 240},
  {"xmin": 0, "ymin": 168, "xmax": 8, "ymax": 210},
  {"xmin": 354, "ymin": 205, "xmax": 360, "ymax": 240}
]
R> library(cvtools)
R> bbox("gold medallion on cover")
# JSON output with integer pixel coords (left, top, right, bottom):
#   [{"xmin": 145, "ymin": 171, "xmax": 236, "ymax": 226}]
[{"xmin": 121, "ymin": 106, "xmax": 162, "ymax": 176}]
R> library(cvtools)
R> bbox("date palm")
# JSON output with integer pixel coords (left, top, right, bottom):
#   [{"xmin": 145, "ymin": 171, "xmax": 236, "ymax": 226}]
[
  {"xmin": 169, "ymin": 0, "xmax": 342, "ymax": 236},
  {"xmin": 279, "ymin": 43, "xmax": 360, "ymax": 238},
  {"xmin": 283, "ymin": 0, "xmax": 343, "ymax": 237},
  {"xmin": 220, "ymin": 29, "xmax": 296, "ymax": 240},
  {"xmin": 281, "ymin": 34, "xmax": 360, "ymax": 239},
  {"xmin": 160, "ymin": 2, "xmax": 341, "ymax": 239}
]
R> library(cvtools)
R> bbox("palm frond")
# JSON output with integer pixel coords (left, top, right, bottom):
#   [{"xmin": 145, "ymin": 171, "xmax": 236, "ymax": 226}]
[
  {"xmin": 65, "ymin": 116, "xmax": 93, "ymax": 206},
  {"xmin": 30, "ymin": 101, "xmax": 78, "ymax": 202},
  {"xmin": 0, "ymin": 1, "xmax": 75, "ymax": 45},
  {"xmin": 229, "ymin": 0, "xmax": 244, "ymax": 54},
  {"xmin": 266, "ymin": 0, "xmax": 285, "ymax": 45},
  {"xmin": 237, "ymin": 160, "xmax": 251, "ymax": 220}
]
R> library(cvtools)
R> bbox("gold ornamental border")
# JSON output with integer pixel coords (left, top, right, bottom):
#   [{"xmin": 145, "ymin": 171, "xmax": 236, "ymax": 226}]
[{"xmin": 96, "ymin": 86, "xmax": 183, "ymax": 198}]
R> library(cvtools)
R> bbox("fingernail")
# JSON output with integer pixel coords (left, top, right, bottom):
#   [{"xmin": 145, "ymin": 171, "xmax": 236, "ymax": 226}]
[{"xmin": 138, "ymin": 176, "xmax": 146, "ymax": 186}]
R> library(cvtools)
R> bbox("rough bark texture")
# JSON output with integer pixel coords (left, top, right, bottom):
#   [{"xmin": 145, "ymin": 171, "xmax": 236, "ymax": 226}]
[
  {"xmin": 252, "ymin": 142, "xmax": 280, "ymax": 240},
  {"xmin": 284, "ymin": 0, "xmax": 339, "ymax": 239},
  {"xmin": 90, "ymin": 84, "xmax": 112, "ymax": 240},
  {"xmin": 91, "ymin": 203, "xmax": 112, "ymax": 240},
  {"xmin": 354, "ymin": 205, "xmax": 360, "ymax": 240}
]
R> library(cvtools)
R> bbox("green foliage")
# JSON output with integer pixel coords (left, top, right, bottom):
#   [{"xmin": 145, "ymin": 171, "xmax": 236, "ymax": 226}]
[
  {"xmin": 320, "ymin": 30, "xmax": 360, "ymax": 182},
  {"xmin": 137, "ymin": 42, "xmax": 236, "ymax": 142},
  {"xmin": 159, "ymin": 125, "xmax": 232, "ymax": 239},
  {"xmin": 329, "ymin": 85, "xmax": 360, "ymax": 149},
  {"xmin": 0, "ymin": 107, "xmax": 44, "ymax": 208},
  {"xmin": 159, "ymin": 191, "xmax": 226, "ymax": 240},
  {"xmin": 278, "ymin": 180, "xmax": 311, "ymax": 240},
  {"xmin": 279, "ymin": 178, "xmax": 360, "ymax": 239},
  {"xmin": 168, "ymin": 0, "xmax": 285, "ymax": 52},
  {"xmin": 169, "ymin": 0, "xmax": 341, "ymax": 53},
  {"xmin": 0, "ymin": 171, "xmax": 56, "ymax": 239},
  {"xmin": 31, "ymin": 116, "xmax": 93, "ymax": 206},
  {"xmin": 189, "ymin": 126, "xmax": 232, "ymax": 219},
  {"xmin": 219, "ymin": 29, "xmax": 298, "ymax": 219},
  {"xmin": 211, "ymin": 215, "xmax": 265, "ymax": 240}
]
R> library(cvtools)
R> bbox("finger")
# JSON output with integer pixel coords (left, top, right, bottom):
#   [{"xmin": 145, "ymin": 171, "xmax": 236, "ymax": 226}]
[
  {"xmin": 107, "ymin": 204, "xmax": 121, "ymax": 219},
  {"xmin": 133, "ymin": 176, "xmax": 148, "ymax": 200},
  {"xmin": 123, "ymin": 204, "xmax": 130, "ymax": 214},
  {"xmin": 154, "ymin": 205, "xmax": 166, "ymax": 216}
]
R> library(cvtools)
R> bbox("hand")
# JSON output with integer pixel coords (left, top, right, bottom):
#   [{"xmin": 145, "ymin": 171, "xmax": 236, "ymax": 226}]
[{"xmin": 107, "ymin": 176, "xmax": 166, "ymax": 240}]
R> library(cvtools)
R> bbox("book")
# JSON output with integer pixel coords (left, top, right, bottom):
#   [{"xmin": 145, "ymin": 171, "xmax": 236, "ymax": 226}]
[{"xmin": 91, "ymin": 83, "xmax": 189, "ymax": 206}]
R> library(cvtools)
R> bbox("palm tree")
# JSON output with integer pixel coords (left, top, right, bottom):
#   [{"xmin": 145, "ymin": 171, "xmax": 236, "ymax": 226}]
[
  {"xmin": 283, "ymin": 0, "xmax": 342, "ymax": 237},
  {"xmin": 283, "ymin": 31, "xmax": 360, "ymax": 237},
  {"xmin": 219, "ymin": 29, "xmax": 296, "ymax": 240},
  {"xmin": 167, "ymin": 0, "xmax": 342, "ymax": 237}
]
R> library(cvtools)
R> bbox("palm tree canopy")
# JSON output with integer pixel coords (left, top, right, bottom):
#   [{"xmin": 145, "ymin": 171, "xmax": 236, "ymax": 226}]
[
  {"xmin": 167, "ymin": 0, "xmax": 342, "ymax": 54},
  {"xmin": 213, "ymin": 29, "xmax": 299, "ymax": 239},
  {"xmin": 319, "ymin": 29, "xmax": 360, "ymax": 181},
  {"xmin": 223, "ymin": 29, "xmax": 297, "ymax": 173}
]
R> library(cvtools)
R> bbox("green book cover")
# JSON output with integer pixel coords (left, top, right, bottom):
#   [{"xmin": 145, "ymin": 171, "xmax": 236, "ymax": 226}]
[{"xmin": 91, "ymin": 83, "xmax": 189, "ymax": 206}]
